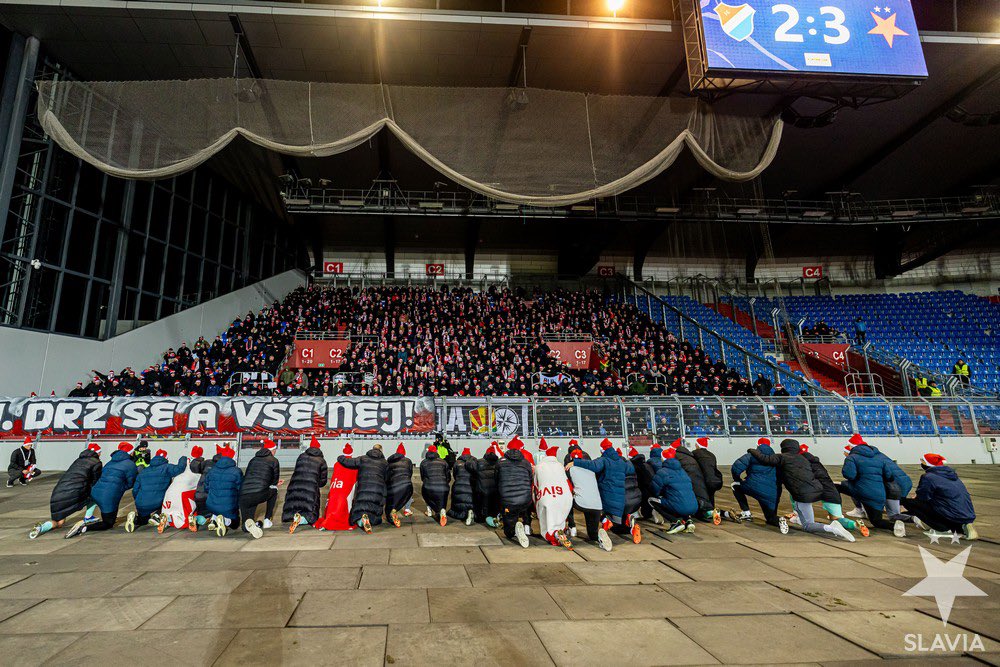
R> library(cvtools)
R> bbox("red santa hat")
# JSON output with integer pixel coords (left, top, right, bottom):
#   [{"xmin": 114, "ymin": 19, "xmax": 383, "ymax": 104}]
[
  {"xmin": 262, "ymin": 439, "xmax": 277, "ymax": 450},
  {"xmin": 538, "ymin": 437, "xmax": 548, "ymax": 451},
  {"xmin": 695, "ymin": 437, "xmax": 710, "ymax": 449},
  {"xmin": 220, "ymin": 444, "xmax": 236, "ymax": 458},
  {"xmin": 190, "ymin": 445, "xmax": 203, "ymax": 458},
  {"xmin": 87, "ymin": 443, "xmax": 101, "ymax": 453},
  {"xmin": 628, "ymin": 446, "xmax": 639, "ymax": 458},
  {"xmin": 843, "ymin": 444, "xmax": 854, "ymax": 455},
  {"xmin": 568, "ymin": 438, "xmax": 579, "ymax": 447},
  {"xmin": 215, "ymin": 444, "xmax": 224, "ymax": 455},
  {"xmin": 396, "ymin": 443, "xmax": 406, "ymax": 455},
  {"xmin": 461, "ymin": 447, "xmax": 471, "ymax": 457},
  {"xmin": 921, "ymin": 453, "xmax": 946, "ymax": 467},
  {"xmin": 428, "ymin": 444, "xmax": 438, "ymax": 454},
  {"xmin": 663, "ymin": 448, "xmax": 677, "ymax": 459},
  {"xmin": 799, "ymin": 443, "xmax": 809, "ymax": 453},
  {"xmin": 23, "ymin": 436, "xmax": 32, "ymax": 445},
  {"xmin": 651, "ymin": 442, "xmax": 662, "ymax": 450},
  {"xmin": 508, "ymin": 436, "xmax": 525, "ymax": 451},
  {"xmin": 546, "ymin": 446, "xmax": 559, "ymax": 458},
  {"xmin": 308, "ymin": 436, "xmax": 322, "ymax": 449},
  {"xmin": 155, "ymin": 449, "xmax": 168, "ymax": 458},
  {"xmin": 343, "ymin": 443, "xmax": 354, "ymax": 456},
  {"xmin": 757, "ymin": 437, "xmax": 771, "ymax": 447},
  {"xmin": 849, "ymin": 433, "xmax": 867, "ymax": 447},
  {"xmin": 599, "ymin": 438, "xmax": 613, "ymax": 451},
  {"xmin": 118, "ymin": 442, "xmax": 133, "ymax": 453},
  {"xmin": 669, "ymin": 438, "xmax": 682, "ymax": 449},
  {"xmin": 570, "ymin": 448, "xmax": 585, "ymax": 459}
]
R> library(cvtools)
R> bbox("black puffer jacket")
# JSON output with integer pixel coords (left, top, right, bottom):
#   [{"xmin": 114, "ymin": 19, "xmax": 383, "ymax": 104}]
[
  {"xmin": 623, "ymin": 463, "xmax": 642, "ymax": 517},
  {"xmin": 675, "ymin": 445, "xmax": 712, "ymax": 512},
  {"xmin": 419, "ymin": 452, "xmax": 450, "ymax": 513},
  {"xmin": 467, "ymin": 450, "xmax": 500, "ymax": 521},
  {"xmin": 630, "ymin": 454, "xmax": 655, "ymax": 518},
  {"xmin": 801, "ymin": 451, "xmax": 841, "ymax": 505},
  {"xmin": 281, "ymin": 448, "xmax": 329, "ymax": 524},
  {"xmin": 448, "ymin": 453, "xmax": 475, "ymax": 519},
  {"xmin": 239, "ymin": 448, "xmax": 280, "ymax": 498},
  {"xmin": 339, "ymin": 448, "xmax": 388, "ymax": 525},
  {"xmin": 50, "ymin": 449, "xmax": 102, "ymax": 521},
  {"xmin": 193, "ymin": 454, "xmax": 219, "ymax": 511},
  {"xmin": 749, "ymin": 439, "xmax": 824, "ymax": 503},
  {"xmin": 385, "ymin": 452, "xmax": 414, "ymax": 513},
  {"xmin": 8, "ymin": 446, "xmax": 36, "ymax": 477},
  {"xmin": 693, "ymin": 448, "xmax": 724, "ymax": 494},
  {"xmin": 497, "ymin": 448, "xmax": 533, "ymax": 507}
]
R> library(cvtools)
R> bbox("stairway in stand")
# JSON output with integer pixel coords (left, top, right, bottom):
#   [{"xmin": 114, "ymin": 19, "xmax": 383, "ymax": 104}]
[
  {"xmin": 709, "ymin": 302, "xmax": 775, "ymax": 338},
  {"xmin": 782, "ymin": 358, "xmax": 845, "ymax": 395}
]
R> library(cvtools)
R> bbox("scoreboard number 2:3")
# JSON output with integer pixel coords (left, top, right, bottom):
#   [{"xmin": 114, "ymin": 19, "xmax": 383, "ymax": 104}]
[{"xmin": 772, "ymin": 4, "xmax": 850, "ymax": 45}]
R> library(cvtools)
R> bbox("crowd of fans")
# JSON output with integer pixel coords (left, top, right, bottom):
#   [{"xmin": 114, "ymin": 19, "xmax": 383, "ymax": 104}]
[{"xmin": 69, "ymin": 285, "xmax": 767, "ymax": 399}]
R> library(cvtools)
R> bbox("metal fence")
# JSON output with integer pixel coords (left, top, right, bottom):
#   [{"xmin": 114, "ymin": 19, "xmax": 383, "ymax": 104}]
[{"xmin": 433, "ymin": 396, "xmax": 1000, "ymax": 441}]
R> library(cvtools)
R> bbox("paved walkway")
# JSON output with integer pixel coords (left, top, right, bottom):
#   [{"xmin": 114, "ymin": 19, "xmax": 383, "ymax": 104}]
[{"xmin": 0, "ymin": 464, "xmax": 996, "ymax": 665}]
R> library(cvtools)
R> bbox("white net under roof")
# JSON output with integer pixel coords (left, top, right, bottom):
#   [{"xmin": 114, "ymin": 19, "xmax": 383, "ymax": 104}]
[{"xmin": 36, "ymin": 78, "xmax": 783, "ymax": 207}]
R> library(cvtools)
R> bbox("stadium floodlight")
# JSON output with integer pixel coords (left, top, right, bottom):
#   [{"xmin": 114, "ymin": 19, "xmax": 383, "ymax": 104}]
[
  {"xmin": 494, "ymin": 203, "xmax": 519, "ymax": 211},
  {"xmin": 961, "ymin": 206, "xmax": 991, "ymax": 214},
  {"xmin": 655, "ymin": 207, "xmax": 680, "ymax": 214},
  {"xmin": 608, "ymin": 0, "xmax": 625, "ymax": 16},
  {"xmin": 803, "ymin": 210, "xmax": 830, "ymax": 218},
  {"xmin": 318, "ymin": 179, "xmax": 332, "ymax": 187},
  {"xmin": 736, "ymin": 208, "xmax": 761, "ymax": 215},
  {"xmin": 339, "ymin": 199, "xmax": 365, "ymax": 207},
  {"xmin": 418, "ymin": 201, "xmax": 445, "ymax": 209},
  {"xmin": 891, "ymin": 210, "xmax": 919, "ymax": 218},
  {"xmin": 570, "ymin": 205, "xmax": 595, "ymax": 212}
]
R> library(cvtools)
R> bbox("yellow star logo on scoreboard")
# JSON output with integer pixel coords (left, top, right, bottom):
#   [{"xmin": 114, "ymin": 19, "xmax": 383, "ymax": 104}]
[{"xmin": 869, "ymin": 11, "xmax": 908, "ymax": 48}]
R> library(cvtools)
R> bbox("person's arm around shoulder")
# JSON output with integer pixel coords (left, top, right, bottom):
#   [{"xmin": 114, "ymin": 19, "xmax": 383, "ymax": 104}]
[
  {"xmin": 748, "ymin": 448, "xmax": 780, "ymax": 466},
  {"xmin": 338, "ymin": 455, "xmax": 361, "ymax": 469}
]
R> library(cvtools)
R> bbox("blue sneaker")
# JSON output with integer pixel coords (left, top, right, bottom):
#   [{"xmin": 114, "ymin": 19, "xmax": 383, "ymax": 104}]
[{"xmin": 83, "ymin": 515, "xmax": 100, "ymax": 526}]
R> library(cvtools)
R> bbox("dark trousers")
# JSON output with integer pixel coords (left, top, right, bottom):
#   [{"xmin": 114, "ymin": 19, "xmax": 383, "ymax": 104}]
[
  {"xmin": 648, "ymin": 498, "xmax": 694, "ymax": 523},
  {"xmin": 835, "ymin": 482, "xmax": 894, "ymax": 530},
  {"xmin": 473, "ymin": 492, "xmax": 501, "ymax": 523},
  {"xmin": 901, "ymin": 498, "xmax": 966, "ymax": 533},
  {"xmin": 731, "ymin": 482, "xmax": 780, "ymax": 526},
  {"xmin": 240, "ymin": 488, "xmax": 277, "ymax": 529},
  {"xmin": 500, "ymin": 502, "xmax": 532, "ymax": 539},
  {"xmin": 88, "ymin": 510, "xmax": 119, "ymax": 532},
  {"xmin": 573, "ymin": 506, "xmax": 603, "ymax": 541}
]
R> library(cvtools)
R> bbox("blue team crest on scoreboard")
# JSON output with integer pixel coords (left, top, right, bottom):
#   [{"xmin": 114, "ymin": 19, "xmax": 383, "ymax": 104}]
[{"xmin": 715, "ymin": 2, "xmax": 756, "ymax": 41}]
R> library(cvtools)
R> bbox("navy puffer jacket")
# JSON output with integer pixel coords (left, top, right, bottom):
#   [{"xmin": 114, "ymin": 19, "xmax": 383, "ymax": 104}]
[
  {"xmin": 448, "ymin": 453, "xmax": 475, "ymax": 517},
  {"xmin": 496, "ymin": 449, "xmax": 533, "ymax": 507},
  {"xmin": 193, "ymin": 454, "xmax": 219, "ymax": 511},
  {"xmin": 90, "ymin": 450, "xmax": 137, "ymax": 514},
  {"xmin": 339, "ymin": 448, "xmax": 388, "ymax": 526},
  {"xmin": 49, "ymin": 449, "xmax": 102, "ymax": 521},
  {"xmin": 132, "ymin": 455, "xmax": 187, "ymax": 515},
  {"xmin": 876, "ymin": 452, "xmax": 913, "ymax": 499},
  {"xmin": 573, "ymin": 448, "xmax": 634, "ymax": 523},
  {"xmin": 281, "ymin": 448, "xmax": 329, "ymax": 524},
  {"xmin": 203, "ymin": 457, "xmax": 242, "ymax": 521},
  {"xmin": 420, "ymin": 452, "xmax": 451, "ymax": 513},
  {"xmin": 731, "ymin": 444, "xmax": 780, "ymax": 508},
  {"xmin": 842, "ymin": 444, "xmax": 892, "ymax": 506},
  {"xmin": 916, "ymin": 466, "xmax": 975, "ymax": 524},
  {"xmin": 648, "ymin": 450, "xmax": 698, "ymax": 516}
]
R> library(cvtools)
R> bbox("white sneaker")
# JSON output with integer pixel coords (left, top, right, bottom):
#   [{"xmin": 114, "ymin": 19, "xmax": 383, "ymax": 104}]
[
  {"xmin": 912, "ymin": 516, "xmax": 925, "ymax": 530},
  {"xmin": 425, "ymin": 507, "xmax": 434, "ymax": 518},
  {"xmin": 650, "ymin": 510, "xmax": 664, "ymax": 525},
  {"xmin": 846, "ymin": 507, "xmax": 867, "ymax": 519},
  {"xmin": 828, "ymin": 521, "xmax": 856, "ymax": 542},
  {"xmin": 514, "ymin": 521, "xmax": 529, "ymax": 548},
  {"xmin": 465, "ymin": 509, "xmax": 474, "ymax": 526},
  {"xmin": 893, "ymin": 520, "xmax": 906, "ymax": 538},
  {"xmin": 245, "ymin": 519, "xmax": 263, "ymax": 539},
  {"xmin": 778, "ymin": 516, "xmax": 789, "ymax": 535},
  {"xmin": 788, "ymin": 514, "xmax": 801, "ymax": 526},
  {"xmin": 64, "ymin": 520, "xmax": 86, "ymax": 539},
  {"xmin": 28, "ymin": 524, "xmax": 41, "ymax": 540},
  {"xmin": 569, "ymin": 526, "xmax": 577, "ymax": 538},
  {"xmin": 124, "ymin": 511, "xmax": 137, "ymax": 533},
  {"xmin": 262, "ymin": 519, "xmax": 273, "ymax": 530},
  {"xmin": 524, "ymin": 524, "xmax": 532, "ymax": 537},
  {"xmin": 963, "ymin": 524, "xmax": 979, "ymax": 541},
  {"xmin": 597, "ymin": 527, "xmax": 613, "ymax": 552}
]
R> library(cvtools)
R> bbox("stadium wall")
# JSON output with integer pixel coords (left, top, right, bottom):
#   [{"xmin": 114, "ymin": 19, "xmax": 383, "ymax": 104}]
[
  {"xmin": 9, "ymin": 435, "xmax": 993, "ymax": 472},
  {"xmin": 0, "ymin": 269, "xmax": 307, "ymax": 397}
]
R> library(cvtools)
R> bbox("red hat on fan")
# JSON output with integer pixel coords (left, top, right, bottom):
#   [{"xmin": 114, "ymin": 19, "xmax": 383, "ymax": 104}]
[
  {"xmin": 155, "ymin": 449, "xmax": 168, "ymax": 458},
  {"xmin": 262, "ymin": 439, "xmax": 277, "ymax": 450},
  {"xmin": 118, "ymin": 442, "xmax": 133, "ymax": 453},
  {"xmin": 799, "ymin": 443, "xmax": 809, "ymax": 454},
  {"xmin": 215, "ymin": 444, "xmax": 223, "ymax": 455},
  {"xmin": 428, "ymin": 444, "xmax": 438, "ymax": 454},
  {"xmin": 696, "ymin": 437, "xmax": 710, "ymax": 449},
  {"xmin": 843, "ymin": 444, "xmax": 854, "ymax": 456},
  {"xmin": 663, "ymin": 448, "xmax": 677, "ymax": 460},
  {"xmin": 651, "ymin": 442, "xmax": 662, "ymax": 450},
  {"xmin": 757, "ymin": 437, "xmax": 771, "ymax": 447},
  {"xmin": 87, "ymin": 443, "xmax": 101, "ymax": 453},
  {"xmin": 538, "ymin": 437, "xmax": 548, "ymax": 451},
  {"xmin": 220, "ymin": 444, "xmax": 236, "ymax": 458},
  {"xmin": 343, "ymin": 443, "xmax": 354, "ymax": 456},
  {"xmin": 599, "ymin": 438, "xmax": 613, "ymax": 451},
  {"xmin": 396, "ymin": 443, "xmax": 406, "ymax": 455},
  {"xmin": 190, "ymin": 445, "xmax": 203, "ymax": 458},
  {"xmin": 921, "ymin": 453, "xmax": 946, "ymax": 467},
  {"xmin": 546, "ymin": 446, "xmax": 559, "ymax": 457},
  {"xmin": 568, "ymin": 438, "xmax": 579, "ymax": 447},
  {"xmin": 23, "ymin": 436, "xmax": 32, "ymax": 445},
  {"xmin": 508, "ymin": 436, "xmax": 524, "ymax": 451},
  {"xmin": 461, "ymin": 447, "xmax": 471, "ymax": 457},
  {"xmin": 308, "ymin": 436, "xmax": 321, "ymax": 449},
  {"xmin": 849, "ymin": 433, "xmax": 867, "ymax": 447},
  {"xmin": 669, "ymin": 438, "xmax": 682, "ymax": 449},
  {"xmin": 570, "ymin": 448, "xmax": 585, "ymax": 459},
  {"xmin": 628, "ymin": 446, "xmax": 639, "ymax": 458}
]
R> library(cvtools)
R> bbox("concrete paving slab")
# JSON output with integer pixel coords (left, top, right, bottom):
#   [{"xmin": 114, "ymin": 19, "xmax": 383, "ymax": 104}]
[
  {"xmin": 566, "ymin": 560, "xmax": 690, "ymax": 585},
  {"xmin": 821, "ymin": 539, "xmax": 926, "ymax": 558},
  {"xmin": 55, "ymin": 536, "xmax": 157, "ymax": 554},
  {"xmin": 673, "ymin": 613, "xmax": 876, "ymax": 663},
  {"xmin": 480, "ymin": 545, "xmax": 585, "ymax": 564},
  {"xmin": 111, "ymin": 570, "xmax": 252, "ymax": 597},
  {"xmin": 777, "ymin": 578, "xmax": 926, "ymax": 611},
  {"xmin": 572, "ymin": 541, "xmax": 674, "ymax": 562},
  {"xmin": 289, "ymin": 588, "xmax": 429, "ymax": 626},
  {"xmin": 390, "ymin": 546, "xmax": 487, "ymax": 565},
  {"xmin": 545, "ymin": 584, "xmax": 699, "ymax": 619},
  {"xmin": 532, "ymin": 618, "xmax": 719, "ymax": 666},
  {"xmin": 0, "ymin": 596, "xmax": 174, "ymax": 632},
  {"xmin": 216, "ymin": 627, "xmax": 386, "ymax": 667},
  {"xmin": 0, "ymin": 551, "xmax": 200, "ymax": 574},
  {"xmin": 920, "ymin": 608, "xmax": 1000, "ymax": 642},
  {"xmin": 858, "ymin": 556, "xmax": 1000, "ymax": 579},
  {"xmin": 0, "ymin": 571, "xmax": 140, "ymax": 599},
  {"xmin": 386, "ymin": 623, "xmax": 552, "ymax": 666},
  {"xmin": 143, "ymin": 593, "xmax": 301, "ymax": 629},
  {"xmin": 658, "ymin": 542, "xmax": 765, "ymax": 559},
  {"xmin": 330, "ymin": 529, "xmax": 419, "ymax": 549},
  {"xmin": 184, "ymin": 551, "xmax": 295, "ymax": 571},
  {"xmin": 360, "ymin": 564, "xmax": 471, "ymax": 589},
  {"xmin": 661, "ymin": 581, "xmax": 821, "ymax": 615},
  {"xmin": 233, "ymin": 567, "xmax": 359, "ymax": 594},
  {"xmin": 762, "ymin": 557, "xmax": 895, "ymax": 579},
  {"xmin": 879, "ymin": 577, "xmax": 1000, "ymax": 608},
  {"xmin": 238, "ymin": 533, "xmax": 335, "ymax": 551},
  {"xmin": 289, "ymin": 548, "xmax": 390, "ymax": 567},
  {"xmin": 0, "ymin": 633, "xmax": 79, "ymax": 666},
  {"xmin": 464, "ymin": 563, "xmax": 584, "ymax": 587},
  {"xmin": 428, "ymin": 586, "xmax": 566, "ymax": 622},
  {"xmin": 0, "ymin": 573, "xmax": 30, "ymax": 589},
  {"xmin": 798, "ymin": 610, "xmax": 1000, "ymax": 657},
  {"xmin": 0, "ymin": 598, "xmax": 42, "ymax": 622},
  {"xmin": 664, "ymin": 557, "xmax": 797, "ymax": 582},
  {"xmin": 0, "ymin": 538, "xmax": 72, "ymax": 555},
  {"xmin": 417, "ymin": 531, "xmax": 503, "ymax": 547},
  {"xmin": 48, "ymin": 629, "xmax": 237, "ymax": 666},
  {"xmin": 739, "ymin": 541, "xmax": 852, "ymax": 558}
]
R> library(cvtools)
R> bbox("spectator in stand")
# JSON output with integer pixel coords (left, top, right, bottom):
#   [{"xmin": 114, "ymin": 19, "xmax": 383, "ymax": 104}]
[
  {"xmin": 753, "ymin": 374, "xmax": 773, "ymax": 397},
  {"xmin": 854, "ymin": 317, "xmax": 867, "ymax": 345},
  {"xmin": 952, "ymin": 358, "xmax": 971, "ymax": 386}
]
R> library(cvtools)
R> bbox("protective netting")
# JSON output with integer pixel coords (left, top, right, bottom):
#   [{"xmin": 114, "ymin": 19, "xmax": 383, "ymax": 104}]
[{"xmin": 36, "ymin": 78, "xmax": 783, "ymax": 206}]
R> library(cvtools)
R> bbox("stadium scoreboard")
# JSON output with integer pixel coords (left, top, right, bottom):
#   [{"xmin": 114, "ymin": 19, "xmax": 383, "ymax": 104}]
[{"xmin": 680, "ymin": 0, "xmax": 927, "ymax": 97}]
